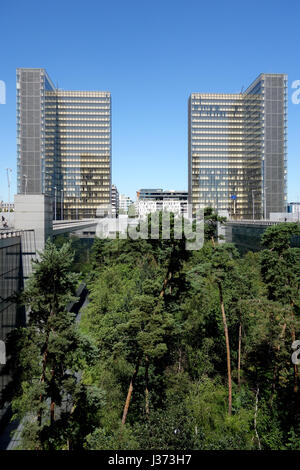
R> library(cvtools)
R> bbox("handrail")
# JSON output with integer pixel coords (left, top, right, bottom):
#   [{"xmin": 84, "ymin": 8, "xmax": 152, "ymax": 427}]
[
  {"xmin": 0, "ymin": 229, "xmax": 35, "ymax": 240},
  {"xmin": 225, "ymin": 220, "xmax": 294, "ymax": 226}
]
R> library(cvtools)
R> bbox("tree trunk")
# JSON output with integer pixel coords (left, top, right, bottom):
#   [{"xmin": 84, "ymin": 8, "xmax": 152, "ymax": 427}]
[
  {"xmin": 122, "ymin": 358, "xmax": 141, "ymax": 425},
  {"xmin": 145, "ymin": 355, "xmax": 150, "ymax": 417},
  {"xmin": 218, "ymin": 282, "xmax": 232, "ymax": 415},
  {"xmin": 160, "ymin": 271, "xmax": 172, "ymax": 297},
  {"xmin": 238, "ymin": 322, "xmax": 242, "ymax": 389},
  {"xmin": 254, "ymin": 384, "xmax": 261, "ymax": 450},
  {"xmin": 292, "ymin": 328, "xmax": 298, "ymax": 393},
  {"xmin": 291, "ymin": 308, "xmax": 298, "ymax": 393},
  {"xmin": 50, "ymin": 367, "xmax": 55, "ymax": 425},
  {"xmin": 50, "ymin": 400, "xmax": 55, "ymax": 425},
  {"xmin": 38, "ymin": 331, "xmax": 50, "ymax": 426},
  {"xmin": 67, "ymin": 404, "xmax": 76, "ymax": 450},
  {"xmin": 38, "ymin": 308, "xmax": 55, "ymax": 426},
  {"xmin": 271, "ymin": 321, "xmax": 287, "ymax": 401},
  {"xmin": 178, "ymin": 348, "xmax": 182, "ymax": 373}
]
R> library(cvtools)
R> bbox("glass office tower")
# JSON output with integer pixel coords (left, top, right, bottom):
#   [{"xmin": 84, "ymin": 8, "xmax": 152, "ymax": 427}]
[
  {"xmin": 17, "ymin": 68, "xmax": 55, "ymax": 195},
  {"xmin": 44, "ymin": 89, "xmax": 111, "ymax": 219},
  {"xmin": 17, "ymin": 68, "xmax": 111, "ymax": 219},
  {"xmin": 188, "ymin": 74, "xmax": 287, "ymax": 219}
]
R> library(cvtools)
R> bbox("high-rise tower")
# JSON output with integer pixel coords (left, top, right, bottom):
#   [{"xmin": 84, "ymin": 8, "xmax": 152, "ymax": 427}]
[
  {"xmin": 188, "ymin": 74, "xmax": 287, "ymax": 219},
  {"xmin": 17, "ymin": 68, "xmax": 111, "ymax": 219}
]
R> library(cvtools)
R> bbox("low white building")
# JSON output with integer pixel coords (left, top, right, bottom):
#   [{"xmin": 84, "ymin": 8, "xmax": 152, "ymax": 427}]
[
  {"xmin": 136, "ymin": 200, "xmax": 183, "ymax": 218},
  {"xmin": 135, "ymin": 189, "xmax": 188, "ymax": 218},
  {"xmin": 119, "ymin": 194, "xmax": 134, "ymax": 214},
  {"xmin": 0, "ymin": 201, "xmax": 14, "ymax": 212},
  {"xmin": 288, "ymin": 202, "xmax": 300, "ymax": 214}
]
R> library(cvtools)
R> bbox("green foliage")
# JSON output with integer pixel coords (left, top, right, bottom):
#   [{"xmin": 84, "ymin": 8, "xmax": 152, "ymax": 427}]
[
  {"xmin": 185, "ymin": 378, "xmax": 255, "ymax": 449},
  {"xmin": 53, "ymin": 233, "xmax": 92, "ymax": 276},
  {"xmin": 261, "ymin": 223, "xmax": 300, "ymax": 305},
  {"xmin": 10, "ymin": 222, "xmax": 300, "ymax": 450},
  {"xmin": 84, "ymin": 425, "xmax": 139, "ymax": 450},
  {"xmin": 204, "ymin": 206, "xmax": 226, "ymax": 243},
  {"xmin": 11, "ymin": 241, "xmax": 100, "ymax": 449}
]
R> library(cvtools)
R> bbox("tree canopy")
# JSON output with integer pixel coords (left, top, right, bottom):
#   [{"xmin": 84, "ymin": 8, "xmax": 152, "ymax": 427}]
[{"xmin": 8, "ymin": 217, "xmax": 300, "ymax": 450}]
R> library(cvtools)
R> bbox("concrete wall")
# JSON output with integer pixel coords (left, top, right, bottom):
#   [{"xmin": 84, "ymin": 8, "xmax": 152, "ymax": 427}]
[
  {"xmin": 270, "ymin": 212, "xmax": 300, "ymax": 222},
  {"xmin": 225, "ymin": 220, "xmax": 300, "ymax": 254},
  {"xmin": 14, "ymin": 195, "xmax": 53, "ymax": 254}
]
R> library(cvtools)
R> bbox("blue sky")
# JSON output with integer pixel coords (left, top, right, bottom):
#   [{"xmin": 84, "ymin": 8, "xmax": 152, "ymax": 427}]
[{"xmin": 0, "ymin": 0, "xmax": 299, "ymax": 202}]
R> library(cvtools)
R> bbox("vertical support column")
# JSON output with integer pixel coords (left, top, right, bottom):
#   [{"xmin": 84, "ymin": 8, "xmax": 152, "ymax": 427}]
[{"xmin": 14, "ymin": 194, "xmax": 53, "ymax": 255}]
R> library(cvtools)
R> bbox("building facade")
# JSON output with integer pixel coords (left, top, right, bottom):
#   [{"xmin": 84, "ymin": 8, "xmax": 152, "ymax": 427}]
[
  {"xmin": 0, "ymin": 231, "xmax": 27, "ymax": 428},
  {"xmin": 111, "ymin": 184, "xmax": 119, "ymax": 217},
  {"xmin": 136, "ymin": 188, "xmax": 188, "ymax": 217},
  {"xmin": 188, "ymin": 74, "xmax": 287, "ymax": 219},
  {"xmin": 119, "ymin": 194, "xmax": 134, "ymax": 214},
  {"xmin": 0, "ymin": 203, "xmax": 14, "ymax": 212},
  {"xmin": 17, "ymin": 68, "xmax": 111, "ymax": 219},
  {"xmin": 288, "ymin": 202, "xmax": 300, "ymax": 213}
]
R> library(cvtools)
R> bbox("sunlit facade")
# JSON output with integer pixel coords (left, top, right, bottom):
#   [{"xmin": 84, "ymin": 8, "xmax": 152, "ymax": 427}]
[
  {"xmin": 188, "ymin": 74, "xmax": 287, "ymax": 219},
  {"xmin": 17, "ymin": 68, "xmax": 111, "ymax": 219}
]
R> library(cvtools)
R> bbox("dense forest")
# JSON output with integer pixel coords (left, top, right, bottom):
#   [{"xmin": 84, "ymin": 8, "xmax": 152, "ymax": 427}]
[{"xmin": 7, "ymin": 211, "xmax": 300, "ymax": 450}]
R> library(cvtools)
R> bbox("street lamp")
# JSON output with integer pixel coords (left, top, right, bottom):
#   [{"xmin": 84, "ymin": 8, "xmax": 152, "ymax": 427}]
[
  {"xmin": 76, "ymin": 196, "xmax": 79, "ymax": 220},
  {"xmin": 54, "ymin": 186, "xmax": 57, "ymax": 220},
  {"xmin": 263, "ymin": 186, "xmax": 269, "ymax": 220},
  {"xmin": 210, "ymin": 173, "xmax": 219, "ymax": 212},
  {"xmin": 61, "ymin": 189, "xmax": 64, "ymax": 220},
  {"xmin": 252, "ymin": 189, "xmax": 259, "ymax": 220},
  {"xmin": 5, "ymin": 168, "xmax": 12, "ymax": 211},
  {"xmin": 230, "ymin": 194, "xmax": 237, "ymax": 218}
]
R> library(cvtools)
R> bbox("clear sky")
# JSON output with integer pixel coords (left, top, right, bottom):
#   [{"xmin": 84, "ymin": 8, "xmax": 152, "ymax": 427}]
[{"xmin": 0, "ymin": 0, "xmax": 299, "ymax": 202}]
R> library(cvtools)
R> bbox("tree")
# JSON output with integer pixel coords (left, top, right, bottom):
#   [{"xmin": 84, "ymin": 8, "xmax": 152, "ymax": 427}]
[
  {"xmin": 11, "ymin": 240, "xmax": 98, "ymax": 449},
  {"xmin": 261, "ymin": 223, "xmax": 300, "ymax": 393},
  {"xmin": 204, "ymin": 207, "xmax": 226, "ymax": 246},
  {"xmin": 187, "ymin": 243, "xmax": 240, "ymax": 415}
]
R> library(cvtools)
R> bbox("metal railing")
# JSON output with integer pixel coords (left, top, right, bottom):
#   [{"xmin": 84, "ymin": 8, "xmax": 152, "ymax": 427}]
[
  {"xmin": 0, "ymin": 229, "xmax": 24, "ymax": 240},
  {"xmin": 225, "ymin": 219, "xmax": 287, "ymax": 226}
]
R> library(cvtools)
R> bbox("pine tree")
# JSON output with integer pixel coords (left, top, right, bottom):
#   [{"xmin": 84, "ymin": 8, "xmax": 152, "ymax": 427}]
[
  {"xmin": 11, "ymin": 240, "xmax": 98, "ymax": 449},
  {"xmin": 261, "ymin": 223, "xmax": 300, "ymax": 393}
]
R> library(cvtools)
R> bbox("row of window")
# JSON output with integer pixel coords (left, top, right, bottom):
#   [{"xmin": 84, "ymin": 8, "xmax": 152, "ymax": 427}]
[
  {"xmin": 46, "ymin": 105, "xmax": 110, "ymax": 110},
  {"xmin": 46, "ymin": 111, "xmax": 111, "ymax": 116},
  {"xmin": 45, "ymin": 145, "xmax": 110, "ymax": 150},
  {"xmin": 46, "ymin": 97, "xmax": 110, "ymax": 102},
  {"xmin": 192, "ymin": 154, "xmax": 261, "ymax": 159},
  {"xmin": 191, "ymin": 137, "xmax": 260, "ymax": 142},
  {"xmin": 45, "ymin": 152, "xmax": 110, "ymax": 156},
  {"xmin": 44, "ymin": 141, "xmax": 110, "ymax": 146},
  {"xmin": 45, "ymin": 117, "xmax": 110, "ymax": 122},
  {"xmin": 48, "ymin": 91, "xmax": 110, "ymax": 97},
  {"xmin": 46, "ymin": 123, "xmax": 110, "ymax": 127},
  {"xmin": 191, "ymin": 130, "xmax": 261, "ymax": 135},
  {"xmin": 191, "ymin": 163, "xmax": 259, "ymax": 167},
  {"xmin": 45, "ymin": 112, "xmax": 110, "ymax": 119}
]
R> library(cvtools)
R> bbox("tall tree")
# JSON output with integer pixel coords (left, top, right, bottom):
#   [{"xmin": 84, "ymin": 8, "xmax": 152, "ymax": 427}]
[
  {"xmin": 261, "ymin": 223, "xmax": 300, "ymax": 392},
  {"xmin": 188, "ymin": 243, "xmax": 240, "ymax": 415},
  {"xmin": 11, "ymin": 240, "xmax": 97, "ymax": 449},
  {"xmin": 204, "ymin": 207, "xmax": 226, "ymax": 246}
]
